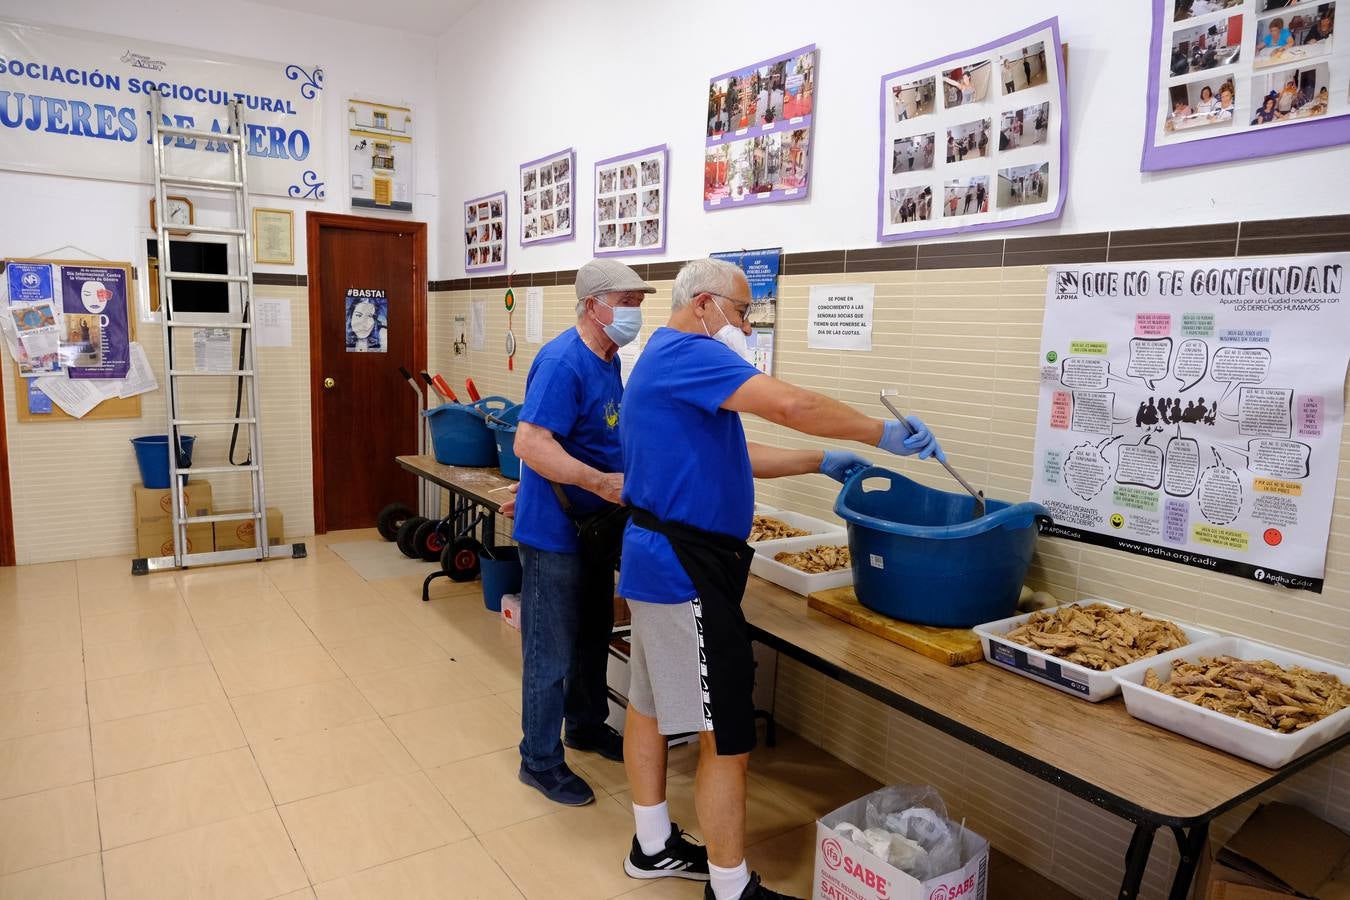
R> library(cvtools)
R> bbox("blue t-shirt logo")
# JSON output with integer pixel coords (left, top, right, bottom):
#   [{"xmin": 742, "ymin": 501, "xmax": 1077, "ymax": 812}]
[{"xmin": 603, "ymin": 399, "xmax": 620, "ymax": 430}]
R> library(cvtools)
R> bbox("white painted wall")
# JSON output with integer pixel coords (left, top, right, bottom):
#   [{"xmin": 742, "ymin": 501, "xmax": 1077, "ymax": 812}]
[
  {"xmin": 0, "ymin": 0, "xmax": 442, "ymax": 277},
  {"xmin": 434, "ymin": 0, "xmax": 1350, "ymax": 277}
]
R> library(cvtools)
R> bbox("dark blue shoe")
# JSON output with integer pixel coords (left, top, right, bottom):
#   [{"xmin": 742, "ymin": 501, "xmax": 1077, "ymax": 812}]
[
  {"xmin": 518, "ymin": 762, "xmax": 595, "ymax": 806},
  {"xmin": 564, "ymin": 724, "xmax": 624, "ymax": 762}
]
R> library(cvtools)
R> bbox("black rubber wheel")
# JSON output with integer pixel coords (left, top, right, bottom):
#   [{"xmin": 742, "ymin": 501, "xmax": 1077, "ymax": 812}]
[
  {"xmin": 440, "ymin": 536, "xmax": 483, "ymax": 582},
  {"xmin": 414, "ymin": 519, "xmax": 447, "ymax": 563},
  {"xmin": 395, "ymin": 516, "xmax": 428, "ymax": 558},
  {"xmin": 376, "ymin": 503, "xmax": 414, "ymax": 541}
]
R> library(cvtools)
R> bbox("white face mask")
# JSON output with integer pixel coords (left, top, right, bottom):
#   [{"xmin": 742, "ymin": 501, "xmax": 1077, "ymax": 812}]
[{"xmin": 702, "ymin": 295, "xmax": 752, "ymax": 363}]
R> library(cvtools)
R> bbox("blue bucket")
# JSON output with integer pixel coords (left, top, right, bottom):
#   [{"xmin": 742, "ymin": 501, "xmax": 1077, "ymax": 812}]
[
  {"xmin": 479, "ymin": 545, "xmax": 522, "ymax": 612},
  {"xmin": 835, "ymin": 466, "xmax": 1050, "ymax": 628},
  {"xmin": 131, "ymin": 435, "xmax": 196, "ymax": 489},
  {"xmin": 485, "ymin": 403, "xmax": 523, "ymax": 480},
  {"xmin": 423, "ymin": 396, "xmax": 511, "ymax": 467}
]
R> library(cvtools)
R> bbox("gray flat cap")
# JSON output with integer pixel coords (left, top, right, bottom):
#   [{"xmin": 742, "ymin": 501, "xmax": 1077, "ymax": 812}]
[{"xmin": 575, "ymin": 259, "xmax": 656, "ymax": 300}]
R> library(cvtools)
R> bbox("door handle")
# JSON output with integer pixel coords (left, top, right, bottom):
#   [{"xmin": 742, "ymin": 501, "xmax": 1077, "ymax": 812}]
[{"xmin": 323, "ymin": 377, "xmax": 336, "ymax": 389}]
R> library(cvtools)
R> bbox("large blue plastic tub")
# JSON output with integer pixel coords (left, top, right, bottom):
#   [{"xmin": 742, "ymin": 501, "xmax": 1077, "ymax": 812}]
[
  {"xmin": 423, "ymin": 396, "xmax": 511, "ymax": 467},
  {"xmin": 131, "ymin": 435, "xmax": 196, "ymax": 489},
  {"xmin": 835, "ymin": 466, "xmax": 1050, "ymax": 628},
  {"xmin": 480, "ymin": 545, "xmax": 522, "ymax": 613},
  {"xmin": 485, "ymin": 403, "xmax": 523, "ymax": 480}
]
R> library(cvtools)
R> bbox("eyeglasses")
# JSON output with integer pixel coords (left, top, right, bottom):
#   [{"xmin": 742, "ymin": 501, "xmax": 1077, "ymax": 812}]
[{"xmin": 700, "ymin": 291, "xmax": 750, "ymax": 323}]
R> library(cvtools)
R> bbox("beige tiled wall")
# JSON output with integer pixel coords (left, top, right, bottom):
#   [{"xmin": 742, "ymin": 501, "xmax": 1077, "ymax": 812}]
[
  {"xmin": 431, "ymin": 261, "xmax": 1350, "ymax": 900},
  {"xmin": 2, "ymin": 287, "xmax": 315, "ymax": 564}
]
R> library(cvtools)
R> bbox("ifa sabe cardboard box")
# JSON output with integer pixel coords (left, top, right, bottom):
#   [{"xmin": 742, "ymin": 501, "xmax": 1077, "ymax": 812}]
[
  {"xmin": 213, "ymin": 508, "xmax": 284, "ymax": 550},
  {"xmin": 132, "ymin": 480, "xmax": 213, "ymax": 527},
  {"xmin": 815, "ymin": 791, "xmax": 989, "ymax": 900},
  {"xmin": 1202, "ymin": 802, "xmax": 1350, "ymax": 900},
  {"xmin": 135, "ymin": 522, "xmax": 214, "ymax": 557}
]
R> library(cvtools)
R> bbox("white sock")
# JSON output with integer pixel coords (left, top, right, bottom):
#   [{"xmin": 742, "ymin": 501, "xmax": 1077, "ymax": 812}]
[
  {"xmin": 633, "ymin": 801, "xmax": 672, "ymax": 856},
  {"xmin": 710, "ymin": 860, "xmax": 751, "ymax": 900}
]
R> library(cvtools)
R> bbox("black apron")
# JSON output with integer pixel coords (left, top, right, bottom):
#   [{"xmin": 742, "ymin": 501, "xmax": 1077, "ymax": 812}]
[{"xmin": 631, "ymin": 507, "xmax": 758, "ymax": 755}]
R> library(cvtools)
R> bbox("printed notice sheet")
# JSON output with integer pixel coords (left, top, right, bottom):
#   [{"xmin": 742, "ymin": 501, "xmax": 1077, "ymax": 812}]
[{"xmin": 1031, "ymin": 254, "xmax": 1350, "ymax": 592}]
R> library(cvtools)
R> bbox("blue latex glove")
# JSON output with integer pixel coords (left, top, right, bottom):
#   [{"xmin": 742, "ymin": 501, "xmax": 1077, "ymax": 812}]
[
  {"xmin": 879, "ymin": 416, "xmax": 946, "ymax": 463},
  {"xmin": 820, "ymin": 450, "xmax": 871, "ymax": 484}
]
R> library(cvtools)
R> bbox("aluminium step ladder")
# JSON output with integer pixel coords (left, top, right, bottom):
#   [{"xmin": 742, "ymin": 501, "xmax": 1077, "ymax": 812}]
[{"xmin": 133, "ymin": 88, "xmax": 305, "ymax": 574}]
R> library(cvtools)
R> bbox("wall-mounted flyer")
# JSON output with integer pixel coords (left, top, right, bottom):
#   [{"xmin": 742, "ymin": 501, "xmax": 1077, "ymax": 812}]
[
  {"xmin": 348, "ymin": 98, "xmax": 414, "ymax": 212},
  {"xmin": 465, "ymin": 191, "xmax": 507, "ymax": 272},
  {"xmin": 594, "ymin": 145, "xmax": 668, "ymax": 256},
  {"xmin": 711, "ymin": 248, "xmax": 780, "ymax": 375},
  {"xmin": 704, "ymin": 45, "xmax": 817, "ymax": 210},
  {"xmin": 878, "ymin": 18, "xmax": 1067, "ymax": 241},
  {"xmin": 1142, "ymin": 0, "xmax": 1350, "ymax": 171},
  {"xmin": 1030, "ymin": 254, "xmax": 1350, "ymax": 593},
  {"xmin": 520, "ymin": 148, "xmax": 575, "ymax": 246}
]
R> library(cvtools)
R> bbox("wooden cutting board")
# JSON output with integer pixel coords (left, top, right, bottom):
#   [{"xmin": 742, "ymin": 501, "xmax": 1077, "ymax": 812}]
[{"xmin": 806, "ymin": 586, "xmax": 984, "ymax": 666}]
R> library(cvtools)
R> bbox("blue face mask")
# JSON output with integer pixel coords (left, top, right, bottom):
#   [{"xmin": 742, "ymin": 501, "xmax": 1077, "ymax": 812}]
[{"xmin": 595, "ymin": 297, "xmax": 642, "ymax": 347}]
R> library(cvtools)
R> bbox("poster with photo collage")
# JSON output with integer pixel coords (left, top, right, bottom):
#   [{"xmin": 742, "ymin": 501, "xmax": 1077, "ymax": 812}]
[
  {"xmin": 595, "ymin": 145, "xmax": 669, "ymax": 256},
  {"xmin": 519, "ymin": 148, "xmax": 575, "ymax": 246},
  {"xmin": 704, "ymin": 45, "xmax": 817, "ymax": 210},
  {"xmin": 1143, "ymin": 0, "xmax": 1350, "ymax": 170},
  {"xmin": 464, "ymin": 191, "xmax": 507, "ymax": 272},
  {"xmin": 877, "ymin": 18, "xmax": 1067, "ymax": 241}
]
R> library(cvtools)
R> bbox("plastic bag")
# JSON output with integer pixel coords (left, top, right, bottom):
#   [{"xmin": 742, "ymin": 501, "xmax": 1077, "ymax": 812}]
[{"xmin": 830, "ymin": 784, "xmax": 963, "ymax": 881}]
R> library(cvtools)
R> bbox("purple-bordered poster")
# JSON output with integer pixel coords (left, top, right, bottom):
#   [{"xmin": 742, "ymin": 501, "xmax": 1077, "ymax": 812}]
[
  {"xmin": 519, "ymin": 148, "xmax": 575, "ymax": 246},
  {"xmin": 464, "ymin": 191, "xmax": 507, "ymax": 273},
  {"xmin": 1142, "ymin": 0, "xmax": 1349, "ymax": 172},
  {"xmin": 704, "ymin": 45, "xmax": 817, "ymax": 211},
  {"xmin": 594, "ymin": 145, "xmax": 669, "ymax": 256},
  {"xmin": 877, "ymin": 18, "xmax": 1068, "ymax": 242}
]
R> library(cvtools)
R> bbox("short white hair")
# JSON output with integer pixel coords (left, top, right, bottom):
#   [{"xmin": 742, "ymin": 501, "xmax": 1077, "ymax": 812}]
[
  {"xmin": 672, "ymin": 259, "xmax": 746, "ymax": 310},
  {"xmin": 575, "ymin": 290, "xmax": 614, "ymax": 318}
]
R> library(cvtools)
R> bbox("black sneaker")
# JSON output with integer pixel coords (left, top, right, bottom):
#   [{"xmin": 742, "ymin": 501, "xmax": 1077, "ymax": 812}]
[
  {"xmin": 517, "ymin": 762, "xmax": 594, "ymax": 806},
  {"xmin": 623, "ymin": 824, "xmax": 709, "ymax": 881},
  {"xmin": 703, "ymin": 872, "xmax": 803, "ymax": 900},
  {"xmin": 563, "ymin": 724, "xmax": 624, "ymax": 762}
]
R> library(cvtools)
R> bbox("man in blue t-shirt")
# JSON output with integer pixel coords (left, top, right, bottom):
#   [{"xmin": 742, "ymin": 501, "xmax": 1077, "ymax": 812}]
[
  {"xmin": 512, "ymin": 259, "xmax": 653, "ymax": 808},
  {"xmin": 616, "ymin": 259, "xmax": 944, "ymax": 900}
]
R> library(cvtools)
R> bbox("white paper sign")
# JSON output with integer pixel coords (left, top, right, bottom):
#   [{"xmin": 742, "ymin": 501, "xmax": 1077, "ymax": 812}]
[
  {"xmin": 1031, "ymin": 254, "xmax": 1350, "ymax": 592},
  {"xmin": 254, "ymin": 298, "xmax": 292, "ymax": 347},
  {"xmin": 118, "ymin": 342, "xmax": 158, "ymax": 398},
  {"xmin": 32, "ymin": 375, "xmax": 101, "ymax": 417},
  {"xmin": 0, "ymin": 19, "xmax": 326, "ymax": 200},
  {"xmin": 807, "ymin": 284, "xmax": 874, "ymax": 351},
  {"xmin": 193, "ymin": 327, "xmax": 233, "ymax": 371},
  {"xmin": 469, "ymin": 300, "xmax": 486, "ymax": 351},
  {"xmin": 617, "ymin": 335, "xmax": 641, "ymax": 386},
  {"xmin": 525, "ymin": 286, "xmax": 544, "ymax": 344}
]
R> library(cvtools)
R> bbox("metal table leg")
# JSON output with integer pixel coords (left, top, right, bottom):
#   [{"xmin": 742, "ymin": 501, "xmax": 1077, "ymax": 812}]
[
  {"xmin": 1118, "ymin": 824, "xmax": 1157, "ymax": 900},
  {"xmin": 1168, "ymin": 822, "xmax": 1209, "ymax": 900}
]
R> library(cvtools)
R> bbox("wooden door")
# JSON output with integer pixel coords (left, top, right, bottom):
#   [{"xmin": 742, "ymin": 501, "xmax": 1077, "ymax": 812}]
[{"xmin": 307, "ymin": 213, "xmax": 426, "ymax": 532}]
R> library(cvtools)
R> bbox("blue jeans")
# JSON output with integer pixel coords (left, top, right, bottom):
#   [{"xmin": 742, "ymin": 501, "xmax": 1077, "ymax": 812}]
[{"xmin": 518, "ymin": 543, "xmax": 615, "ymax": 771}]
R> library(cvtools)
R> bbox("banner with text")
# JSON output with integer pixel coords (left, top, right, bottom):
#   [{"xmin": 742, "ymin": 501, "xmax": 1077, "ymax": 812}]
[
  {"xmin": 0, "ymin": 18, "xmax": 325, "ymax": 199},
  {"xmin": 1031, "ymin": 254, "xmax": 1350, "ymax": 592}
]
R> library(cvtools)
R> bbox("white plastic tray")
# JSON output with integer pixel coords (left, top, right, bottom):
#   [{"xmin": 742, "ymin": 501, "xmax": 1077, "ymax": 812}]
[
  {"xmin": 973, "ymin": 600, "xmax": 1223, "ymax": 702},
  {"xmin": 754, "ymin": 502, "xmax": 778, "ymax": 514},
  {"xmin": 748, "ymin": 510, "xmax": 846, "ymax": 548},
  {"xmin": 750, "ymin": 533, "xmax": 853, "ymax": 597},
  {"xmin": 1114, "ymin": 637, "xmax": 1350, "ymax": 768}
]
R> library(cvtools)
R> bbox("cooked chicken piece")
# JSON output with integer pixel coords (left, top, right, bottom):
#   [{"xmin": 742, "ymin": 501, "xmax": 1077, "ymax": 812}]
[
  {"xmin": 1002, "ymin": 603, "xmax": 1189, "ymax": 671},
  {"xmin": 773, "ymin": 544, "xmax": 850, "ymax": 574},
  {"xmin": 748, "ymin": 515, "xmax": 811, "ymax": 542},
  {"xmin": 1146, "ymin": 655, "xmax": 1350, "ymax": 733}
]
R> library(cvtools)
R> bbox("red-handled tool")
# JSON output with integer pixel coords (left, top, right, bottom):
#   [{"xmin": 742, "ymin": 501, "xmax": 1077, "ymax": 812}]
[
  {"xmin": 421, "ymin": 371, "xmax": 458, "ymax": 403},
  {"xmin": 464, "ymin": 378, "xmax": 482, "ymax": 402}
]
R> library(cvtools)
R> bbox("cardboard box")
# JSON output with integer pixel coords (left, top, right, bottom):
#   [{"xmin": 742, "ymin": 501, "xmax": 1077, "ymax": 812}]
[
  {"xmin": 132, "ymin": 480, "xmax": 213, "ymax": 527},
  {"xmin": 213, "ymin": 508, "xmax": 284, "ymax": 550},
  {"xmin": 815, "ymin": 789, "xmax": 988, "ymax": 900},
  {"xmin": 1203, "ymin": 802, "xmax": 1350, "ymax": 900},
  {"xmin": 136, "ymin": 521, "xmax": 214, "ymax": 558}
]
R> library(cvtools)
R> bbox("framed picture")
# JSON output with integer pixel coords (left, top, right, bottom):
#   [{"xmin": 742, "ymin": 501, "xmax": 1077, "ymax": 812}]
[
  {"xmin": 594, "ymin": 145, "xmax": 668, "ymax": 256},
  {"xmin": 348, "ymin": 98, "xmax": 414, "ymax": 211},
  {"xmin": 519, "ymin": 148, "xmax": 575, "ymax": 246},
  {"xmin": 465, "ymin": 190, "xmax": 507, "ymax": 272},
  {"xmin": 1142, "ymin": 0, "xmax": 1350, "ymax": 171},
  {"xmin": 704, "ymin": 45, "xmax": 817, "ymax": 210},
  {"xmin": 252, "ymin": 208, "xmax": 295, "ymax": 265},
  {"xmin": 877, "ymin": 18, "xmax": 1068, "ymax": 241}
]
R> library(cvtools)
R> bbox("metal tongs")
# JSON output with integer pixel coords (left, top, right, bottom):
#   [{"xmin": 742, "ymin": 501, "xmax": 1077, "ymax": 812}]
[{"xmin": 880, "ymin": 389, "xmax": 986, "ymax": 519}]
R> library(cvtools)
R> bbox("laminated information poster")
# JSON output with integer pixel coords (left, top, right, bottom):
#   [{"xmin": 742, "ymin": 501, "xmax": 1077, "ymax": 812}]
[
  {"xmin": 464, "ymin": 191, "xmax": 507, "ymax": 272},
  {"xmin": 519, "ymin": 149, "xmax": 574, "ymax": 246},
  {"xmin": 1142, "ymin": 0, "xmax": 1350, "ymax": 171},
  {"xmin": 594, "ymin": 145, "xmax": 668, "ymax": 256},
  {"xmin": 1030, "ymin": 254, "xmax": 1350, "ymax": 592},
  {"xmin": 877, "ymin": 18, "xmax": 1067, "ymax": 241}
]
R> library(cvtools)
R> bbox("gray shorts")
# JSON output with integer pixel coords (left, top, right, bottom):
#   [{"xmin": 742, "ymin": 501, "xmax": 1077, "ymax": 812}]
[{"xmin": 626, "ymin": 598, "xmax": 713, "ymax": 736}]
